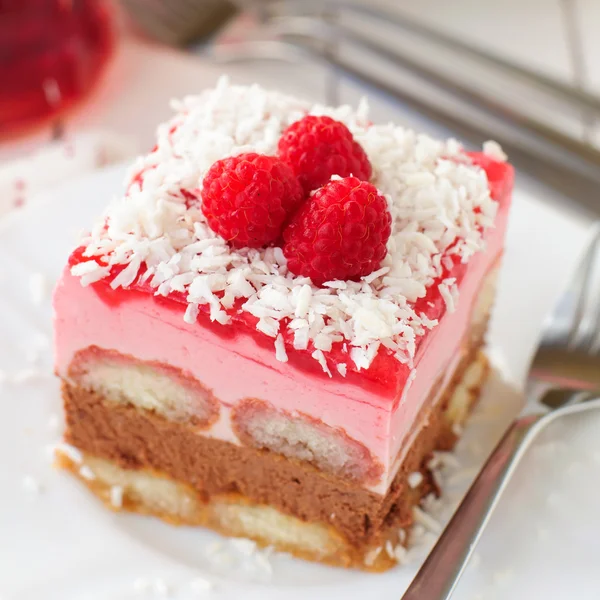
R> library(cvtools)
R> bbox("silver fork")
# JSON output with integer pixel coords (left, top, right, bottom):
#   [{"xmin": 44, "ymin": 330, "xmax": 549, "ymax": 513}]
[{"xmin": 402, "ymin": 223, "xmax": 600, "ymax": 600}]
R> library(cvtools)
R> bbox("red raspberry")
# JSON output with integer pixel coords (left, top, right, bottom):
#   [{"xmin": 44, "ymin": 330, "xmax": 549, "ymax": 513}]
[
  {"xmin": 283, "ymin": 177, "xmax": 392, "ymax": 285},
  {"xmin": 278, "ymin": 115, "xmax": 372, "ymax": 194},
  {"xmin": 200, "ymin": 153, "xmax": 303, "ymax": 248}
]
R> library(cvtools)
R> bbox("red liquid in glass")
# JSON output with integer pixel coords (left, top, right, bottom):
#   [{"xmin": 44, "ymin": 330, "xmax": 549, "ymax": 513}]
[{"xmin": 0, "ymin": 0, "xmax": 115, "ymax": 138}]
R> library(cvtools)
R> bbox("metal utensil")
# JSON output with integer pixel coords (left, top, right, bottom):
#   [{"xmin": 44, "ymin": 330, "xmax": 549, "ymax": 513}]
[
  {"xmin": 274, "ymin": 17, "xmax": 600, "ymax": 170},
  {"xmin": 211, "ymin": 2, "xmax": 600, "ymax": 216},
  {"xmin": 278, "ymin": 0, "xmax": 600, "ymax": 116},
  {"xmin": 402, "ymin": 223, "xmax": 600, "ymax": 600},
  {"xmin": 121, "ymin": 0, "xmax": 236, "ymax": 46}
]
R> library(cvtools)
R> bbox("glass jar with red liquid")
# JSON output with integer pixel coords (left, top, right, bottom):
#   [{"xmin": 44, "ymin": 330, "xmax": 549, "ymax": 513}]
[{"xmin": 0, "ymin": 0, "xmax": 115, "ymax": 139}]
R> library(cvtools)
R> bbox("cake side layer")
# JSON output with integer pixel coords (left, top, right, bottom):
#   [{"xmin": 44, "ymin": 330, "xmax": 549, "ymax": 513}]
[
  {"xmin": 54, "ymin": 234, "xmax": 503, "ymax": 496},
  {"xmin": 60, "ymin": 322, "xmax": 488, "ymax": 552},
  {"xmin": 58, "ymin": 347, "xmax": 489, "ymax": 572}
]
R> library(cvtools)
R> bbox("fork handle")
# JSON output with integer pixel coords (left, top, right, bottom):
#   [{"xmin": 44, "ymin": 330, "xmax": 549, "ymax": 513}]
[{"xmin": 401, "ymin": 414, "xmax": 542, "ymax": 600}]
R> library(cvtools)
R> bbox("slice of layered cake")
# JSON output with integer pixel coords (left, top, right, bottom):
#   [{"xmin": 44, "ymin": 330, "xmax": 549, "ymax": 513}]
[{"xmin": 53, "ymin": 78, "xmax": 513, "ymax": 571}]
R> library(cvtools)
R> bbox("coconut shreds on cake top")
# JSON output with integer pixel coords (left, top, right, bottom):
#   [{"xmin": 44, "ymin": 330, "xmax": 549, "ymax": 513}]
[{"xmin": 72, "ymin": 77, "xmax": 499, "ymax": 375}]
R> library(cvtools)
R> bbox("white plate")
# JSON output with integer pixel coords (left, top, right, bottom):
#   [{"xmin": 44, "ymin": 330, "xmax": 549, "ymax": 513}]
[{"xmin": 0, "ymin": 165, "xmax": 598, "ymax": 600}]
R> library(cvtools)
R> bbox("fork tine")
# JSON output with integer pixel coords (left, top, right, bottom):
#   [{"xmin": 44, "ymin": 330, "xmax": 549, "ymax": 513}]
[
  {"xmin": 580, "ymin": 224, "xmax": 600, "ymax": 352},
  {"xmin": 568, "ymin": 223, "xmax": 600, "ymax": 350}
]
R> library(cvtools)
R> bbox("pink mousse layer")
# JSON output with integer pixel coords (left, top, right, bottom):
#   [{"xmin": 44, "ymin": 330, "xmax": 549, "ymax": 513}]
[{"xmin": 54, "ymin": 156, "xmax": 512, "ymax": 495}]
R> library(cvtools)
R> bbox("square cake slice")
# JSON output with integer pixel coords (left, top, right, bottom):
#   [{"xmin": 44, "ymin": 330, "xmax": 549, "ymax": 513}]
[{"xmin": 53, "ymin": 79, "xmax": 513, "ymax": 571}]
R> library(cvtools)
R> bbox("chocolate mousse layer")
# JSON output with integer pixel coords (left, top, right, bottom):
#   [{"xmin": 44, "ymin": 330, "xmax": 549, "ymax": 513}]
[{"xmin": 61, "ymin": 342, "xmax": 486, "ymax": 550}]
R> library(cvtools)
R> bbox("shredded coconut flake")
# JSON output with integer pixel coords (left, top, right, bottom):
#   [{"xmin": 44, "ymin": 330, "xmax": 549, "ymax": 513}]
[
  {"xmin": 413, "ymin": 506, "xmax": 442, "ymax": 534},
  {"xmin": 110, "ymin": 485, "xmax": 124, "ymax": 508},
  {"xmin": 274, "ymin": 333, "xmax": 288, "ymax": 362},
  {"xmin": 294, "ymin": 284, "xmax": 312, "ymax": 317},
  {"xmin": 184, "ymin": 303, "xmax": 199, "ymax": 324},
  {"xmin": 407, "ymin": 471, "xmax": 424, "ymax": 489},
  {"xmin": 439, "ymin": 278, "xmax": 458, "ymax": 313},
  {"xmin": 79, "ymin": 465, "xmax": 95, "ymax": 480},
  {"xmin": 311, "ymin": 349, "xmax": 332, "ymax": 377},
  {"xmin": 483, "ymin": 140, "xmax": 507, "ymax": 162},
  {"xmin": 393, "ymin": 542, "xmax": 409, "ymax": 564},
  {"xmin": 71, "ymin": 260, "xmax": 111, "ymax": 286},
  {"xmin": 72, "ymin": 78, "xmax": 498, "ymax": 372},
  {"xmin": 55, "ymin": 442, "xmax": 83, "ymax": 464},
  {"xmin": 398, "ymin": 368, "xmax": 417, "ymax": 405},
  {"xmin": 364, "ymin": 546, "xmax": 382, "ymax": 566}
]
